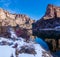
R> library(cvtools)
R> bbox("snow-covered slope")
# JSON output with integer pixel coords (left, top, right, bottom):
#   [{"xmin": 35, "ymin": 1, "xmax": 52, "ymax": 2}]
[
  {"xmin": 0, "ymin": 37, "xmax": 53, "ymax": 57},
  {"xmin": 0, "ymin": 45, "xmax": 15, "ymax": 57}
]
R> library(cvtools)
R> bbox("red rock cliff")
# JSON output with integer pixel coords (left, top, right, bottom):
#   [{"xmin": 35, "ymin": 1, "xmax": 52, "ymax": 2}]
[{"xmin": 43, "ymin": 4, "xmax": 60, "ymax": 19}]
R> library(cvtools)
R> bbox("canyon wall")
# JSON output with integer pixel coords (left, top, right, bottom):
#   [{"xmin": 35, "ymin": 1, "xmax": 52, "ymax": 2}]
[
  {"xmin": 32, "ymin": 4, "xmax": 60, "ymax": 51},
  {"xmin": 0, "ymin": 8, "xmax": 35, "ymax": 39}
]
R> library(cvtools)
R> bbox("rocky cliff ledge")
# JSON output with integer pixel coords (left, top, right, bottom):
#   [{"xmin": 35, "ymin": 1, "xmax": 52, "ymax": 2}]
[
  {"xmin": 43, "ymin": 4, "xmax": 60, "ymax": 19},
  {"xmin": 0, "ymin": 8, "xmax": 35, "ymax": 39}
]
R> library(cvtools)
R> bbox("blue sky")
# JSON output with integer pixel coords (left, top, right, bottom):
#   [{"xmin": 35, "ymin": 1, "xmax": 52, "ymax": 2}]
[{"xmin": 0, "ymin": 0, "xmax": 60, "ymax": 20}]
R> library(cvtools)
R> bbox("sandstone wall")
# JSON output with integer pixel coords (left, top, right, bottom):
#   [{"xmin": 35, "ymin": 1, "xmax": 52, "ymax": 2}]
[
  {"xmin": 43, "ymin": 4, "xmax": 60, "ymax": 20},
  {"xmin": 0, "ymin": 8, "xmax": 35, "ymax": 39}
]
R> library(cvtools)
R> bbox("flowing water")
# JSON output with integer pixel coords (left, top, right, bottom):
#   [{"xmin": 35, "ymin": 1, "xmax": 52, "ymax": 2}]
[
  {"xmin": 35, "ymin": 37, "xmax": 60, "ymax": 57},
  {"xmin": 35, "ymin": 37, "xmax": 49, "ymax": 51}
]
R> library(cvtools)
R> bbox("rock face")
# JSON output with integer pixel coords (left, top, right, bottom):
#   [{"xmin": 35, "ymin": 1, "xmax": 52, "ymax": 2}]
[
  {"xmin": 0, "ymin": 8, "xmax": 35, "ymax": 39},
  {"xmin": 0, "ymin": 8, "xmax": 35, "ymax": 27},
  {"xmin": 33, "ymin": 4, "xmax": 60, "ymax": 29},
  {"xmin": 43, "ymin": 4, "xmax": 60, "ymax": 19},
  {"xmin": 32, "ymin": 4, "xmax": 60, "ymax": 51}
]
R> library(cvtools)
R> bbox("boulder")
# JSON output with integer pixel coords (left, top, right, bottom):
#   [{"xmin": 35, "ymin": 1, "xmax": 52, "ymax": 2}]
[{"xmin": 19, "ymin": 45, "xmax": 36, "ymax": 55}]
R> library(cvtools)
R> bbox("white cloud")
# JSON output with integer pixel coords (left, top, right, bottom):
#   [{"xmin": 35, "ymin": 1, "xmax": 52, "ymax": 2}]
[{"xmin": 0, "ymin": 0, "xmax": 11, "ymax": 7}]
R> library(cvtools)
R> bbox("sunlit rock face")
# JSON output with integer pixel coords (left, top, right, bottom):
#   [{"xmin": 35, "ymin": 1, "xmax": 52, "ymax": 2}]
[
  {"xmin": 0, "ymin": 9, "xmax": 6, "ymax": 20},
  {"xmin": 43, "ymin": 4, "xmax": 60, "ymax": 20},
  {"xmin": 0, "ymin": 8, "xmax": 35, "ymax": 39},
  {"xmin": 0, "ymin": 9, "xmax": 35, "ymax": 27}
]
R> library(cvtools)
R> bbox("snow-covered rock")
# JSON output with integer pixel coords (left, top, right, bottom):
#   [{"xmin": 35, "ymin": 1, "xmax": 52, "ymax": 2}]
[{"xmin": 0, "ymin": 37, "xmax": 53, "ymax": 57}]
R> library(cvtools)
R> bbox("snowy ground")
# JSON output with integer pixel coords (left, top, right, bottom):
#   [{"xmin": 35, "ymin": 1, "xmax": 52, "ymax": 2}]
[{"xmin": 0, "ymin": 37, "xmax": 53, "ymax": 57}]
